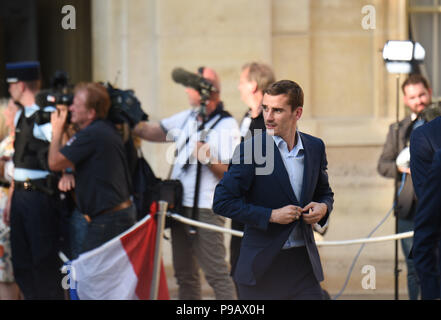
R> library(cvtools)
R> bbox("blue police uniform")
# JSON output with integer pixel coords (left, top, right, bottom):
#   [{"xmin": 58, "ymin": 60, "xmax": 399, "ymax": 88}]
[{"xmin": 6, "ymin": 61, "xmax": 64, "ymax": 299}]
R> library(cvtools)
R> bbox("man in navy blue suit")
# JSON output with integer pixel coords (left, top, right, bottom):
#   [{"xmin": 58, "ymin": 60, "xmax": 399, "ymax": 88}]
[
  {"xmin": 410, "ymin": 114, "xmax": 441, "ymax": 299},
  {"xmin": 413, "ymin": 149, "xmax": 441, "ymax": 299},
  {"xmin": 410, "ymin": 115, "xmax": 441, "ymax": 200},
  {"xmin": 213, "ymin": 80, "xmax": 334, "ymax": 300}
]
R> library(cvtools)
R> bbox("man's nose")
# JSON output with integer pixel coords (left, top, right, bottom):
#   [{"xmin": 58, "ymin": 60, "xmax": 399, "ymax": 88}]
[
  {"xmin": 415, "ymin": 97, "xmax": 422, "ymax": 105},
  {"xmin": 266, "ymin": 110, "xmax": 274, "ymax": 120}
]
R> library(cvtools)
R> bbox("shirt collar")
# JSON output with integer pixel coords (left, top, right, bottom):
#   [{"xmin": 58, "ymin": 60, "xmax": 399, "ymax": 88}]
[
  {"xmin": 23, "ymin": 104, "xmax": 40, "ymax": 117},
  {"xmin": 272, "ymin": 131, "xmax": 304, "ymax": 157}
]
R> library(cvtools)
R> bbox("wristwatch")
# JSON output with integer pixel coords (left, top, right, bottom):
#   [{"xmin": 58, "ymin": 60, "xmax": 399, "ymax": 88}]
[{"xmin": 65, "ymin": 167, "xmax": 74, "ymax": 174}]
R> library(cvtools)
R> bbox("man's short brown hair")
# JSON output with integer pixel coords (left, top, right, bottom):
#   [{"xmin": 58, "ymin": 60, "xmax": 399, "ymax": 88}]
[
  {"xmin": 401, "ymin": 74, "xmax": 431, "ymax": 94},
  {"xmin": 263, "ymin": 80, "xmax": 304, "ymax": 111},
  {"xmin": 74, "ymin": 82, "xmax": 110, "ymax": 119},
  {"xmin": 242, "ymin": 62, "xmax": 275, "ymax": 92},
  {"xmin": 23, "ymin": 80, "xmax": 41, "ymax": 93}
]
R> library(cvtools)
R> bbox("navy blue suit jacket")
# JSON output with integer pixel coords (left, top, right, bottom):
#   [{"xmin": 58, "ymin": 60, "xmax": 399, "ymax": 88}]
[
  {"xmin": 410, "ymin": 116, "xmax": 441, "ymax": 199},
  {"xmin": 213, "ymin": 131, "xmax": 334, "ymax": 286},
  {"xmin": 413, "ymin": 149, "xmax": 441, "ymax": 299}
]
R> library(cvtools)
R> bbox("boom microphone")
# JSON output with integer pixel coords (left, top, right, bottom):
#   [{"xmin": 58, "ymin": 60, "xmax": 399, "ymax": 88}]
[{"xmin": 171, "ymin": 68, "xmax": 217, "ymax": 93}]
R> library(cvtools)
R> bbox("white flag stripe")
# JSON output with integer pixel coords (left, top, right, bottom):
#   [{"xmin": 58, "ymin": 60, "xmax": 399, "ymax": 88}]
[
  {"xmin": 74, "ymin": 240, "xmax": 139, "ymax": 300},
  {"xmin": 70, "ymin": 215, "xmax": 152, "ymax": 300}
]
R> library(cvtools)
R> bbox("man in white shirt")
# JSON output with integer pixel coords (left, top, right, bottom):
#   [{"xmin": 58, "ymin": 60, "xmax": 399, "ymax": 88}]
[{"xmin": 134, "ymin": 66, "xmax": 239, "ymax": 300}]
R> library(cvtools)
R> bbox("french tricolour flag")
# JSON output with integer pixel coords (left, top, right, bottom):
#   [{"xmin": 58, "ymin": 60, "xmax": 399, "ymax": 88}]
[{"xmin": 69, "ymin": 211, "xmax": 169, "ymax": 300}]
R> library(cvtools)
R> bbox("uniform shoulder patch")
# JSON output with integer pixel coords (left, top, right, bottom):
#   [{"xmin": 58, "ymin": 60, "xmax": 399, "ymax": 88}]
[{"xmin": 66, "ymin": 136, "xmax": 77, "ymax": 146}]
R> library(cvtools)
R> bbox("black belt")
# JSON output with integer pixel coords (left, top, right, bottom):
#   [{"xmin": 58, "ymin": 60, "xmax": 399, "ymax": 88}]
[
  {"xmin": 83, "ymin": 199, "xmax": 133, "ymax": 223},
  {"xmin": 14, "ymin": 178, "xmax": 55, "ymax": 196},
  {"xmin": 0, "ymin": 180, "xmax": 11, "ymax": 188}
]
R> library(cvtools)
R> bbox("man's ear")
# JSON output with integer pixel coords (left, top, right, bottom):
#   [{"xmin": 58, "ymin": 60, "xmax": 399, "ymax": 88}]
[
  {"xmin": 18, "ymin": 81, "xmax": 25, "ymax": 93},
  {"xmin": 295, "ymin": 107, "xmax": 303, "ymax": 120},
  {"xmin": 403, "ymin": 94, "xmax": 409, "ymax": 107},
  {"xmin": 87, "ymin": 108, "xmax": 97, "ymax": 120},
  {"xmin": 250, "ymin": 81, "xmax": 258, "ymax": 94}
]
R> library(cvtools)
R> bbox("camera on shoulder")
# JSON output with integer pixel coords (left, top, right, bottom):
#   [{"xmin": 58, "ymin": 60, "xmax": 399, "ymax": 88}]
[{"xmin": 35, "ymin": 71, "xmax": 73, "ymax": 124}]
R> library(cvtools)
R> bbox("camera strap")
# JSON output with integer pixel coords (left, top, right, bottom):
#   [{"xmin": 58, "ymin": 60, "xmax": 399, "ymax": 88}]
[
  {"xmin": 174, "ymin": 103, "xmax": 231, "ymax": 163},
  {"xmin": 180, "ymin": 113, "xmax": 231, "ymax": 171}
]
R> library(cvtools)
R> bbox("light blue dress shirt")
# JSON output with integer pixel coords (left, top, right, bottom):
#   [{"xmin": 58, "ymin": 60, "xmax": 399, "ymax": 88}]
[{"xmin": 272, "ymin": 132, "xmax": 306, "ymax": 248}]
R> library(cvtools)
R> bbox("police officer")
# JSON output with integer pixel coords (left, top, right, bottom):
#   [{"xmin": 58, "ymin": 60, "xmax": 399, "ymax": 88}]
[{"xmin": 5, "ymin": 61, "xmax": 64, "ymax": 299}]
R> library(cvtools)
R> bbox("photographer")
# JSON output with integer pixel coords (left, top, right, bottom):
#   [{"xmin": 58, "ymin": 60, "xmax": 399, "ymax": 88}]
[
  {"xmin": 49, "ymin": 82, "xmax": 136, "ymax": 254},
  {"xmin": 5, "ymin": 61, "xmax": 64, "ymax": 299},
  {"xmin": 377, "ymin": 74, "xmax": 432, "ymax": 300},
  {"xmin": 133, "ymin": 67, "xmax": 239, "ymax": 300}
]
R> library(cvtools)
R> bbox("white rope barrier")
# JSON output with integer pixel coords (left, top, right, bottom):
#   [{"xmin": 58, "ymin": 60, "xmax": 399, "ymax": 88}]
[
  {"xmin": 167, "ymin": 212, "xmax": 414, "ymax": 247},
  {"xmin": 315, "ymin": 231, "xmax": 414, "ymax": 247},
  {"xmin": 168, "ymin": 212, "xmax": 244, "ymax": 237}
]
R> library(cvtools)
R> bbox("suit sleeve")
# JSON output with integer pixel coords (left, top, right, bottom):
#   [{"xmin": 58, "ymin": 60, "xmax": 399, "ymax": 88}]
[
  {"xmin": 413, "ymin": 150, "xmax": 441, "ymax": 299},
  {"xmin": 377, "ymin": 124, "xmax": 398, "ymax": 179},
  {"xmin": 410, "ymin": 128, "xmax": 432, "ymax": 199},
  {"xmin": 313, "ymin": 139, "xmax": 334, "ymax": 227},
  {"xmin": 213, "ymin": 142, "xmax": 272, "ymax": 231}
]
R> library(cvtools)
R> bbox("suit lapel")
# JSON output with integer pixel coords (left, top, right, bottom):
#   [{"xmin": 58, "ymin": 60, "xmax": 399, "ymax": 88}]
[{"xmin": 299, "ymin": 132, "xmax": 313, "ymax": 207}]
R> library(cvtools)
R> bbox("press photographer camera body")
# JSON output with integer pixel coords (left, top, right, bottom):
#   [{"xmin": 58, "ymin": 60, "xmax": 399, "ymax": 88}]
[{"xmin": 36, "ymin": 71, "xmax": 147, "ymax": 130}]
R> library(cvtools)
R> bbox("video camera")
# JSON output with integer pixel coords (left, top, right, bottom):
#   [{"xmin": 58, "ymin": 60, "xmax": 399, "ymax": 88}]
[
  {"xmin": 35, "ymin": 71, "xmax": 148, "ymax": 128},
  {"xmin": 35, "ymin": 71, "xmax": 73, "ymax": 124},
  {"xmin": 102, "ymin": 82, "xmax": 148, "ymax": 128}
]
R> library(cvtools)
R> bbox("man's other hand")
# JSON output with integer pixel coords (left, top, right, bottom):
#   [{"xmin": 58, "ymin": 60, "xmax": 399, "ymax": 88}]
[
  {"xmin": 50, "ymin": 107, "xmax": 68, "ymax": 136},
  {"xmin": 270, "ymin": 205, "xmax": 303, "ymax": 224},
  {"xmin": 302, "ymin": 202, "xmax": 327, "ymax": 225}
]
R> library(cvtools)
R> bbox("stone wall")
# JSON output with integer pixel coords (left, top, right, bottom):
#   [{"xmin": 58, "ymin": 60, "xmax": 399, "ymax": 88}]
[{"xmin": 91, "ymin": 0, "xmax": 411, "ymax": 298}]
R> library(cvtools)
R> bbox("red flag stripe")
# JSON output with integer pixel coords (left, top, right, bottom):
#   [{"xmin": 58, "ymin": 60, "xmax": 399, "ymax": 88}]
[{"xmin": 120, "ymin": 217, "xmax": 170, "ymax": 300}]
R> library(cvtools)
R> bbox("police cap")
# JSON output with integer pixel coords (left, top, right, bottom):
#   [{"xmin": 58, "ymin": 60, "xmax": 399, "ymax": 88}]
[{"xmin": 5, "ymin": 61, "xmax": 41, "ymax": 83}]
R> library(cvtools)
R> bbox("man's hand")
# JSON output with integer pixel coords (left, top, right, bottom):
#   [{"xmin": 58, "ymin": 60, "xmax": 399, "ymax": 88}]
[
  {"xmin": 50, "ymin": 107, "xmax": 68, "ymax": 137},
  {"xmin": 3, "ymin": 183, "xmax": 13, "ymax": 226},
  {"xmin": 3, "ymin": 195, "xmax": 11, "ymax": 226},
  {"xmin": 302, "ymin": 202, "xmax": 327, "ymax": 225},
  {"xmin": 398, "ymin": 166, "xmax": 411, "ymax": 175},
  {"xmin": 270, "ymin": 205, "xmax": 303, "ymax": 224},
  {"xmin": 58, "ymin": 173, "xmax": 75, "ymax": 192},
  {"xmin": 48, "ymin": 108, "xmax": 75, "ymax": 172},
  {"xmin": 193, "ymin": 141, "xmax": 212, "ymax": 164}
]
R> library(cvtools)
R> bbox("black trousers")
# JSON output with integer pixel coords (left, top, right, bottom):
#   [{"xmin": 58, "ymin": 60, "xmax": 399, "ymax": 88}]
[
  {"xmin": 10, "ymin": 190, "xmax": 64, "ymax": 300},
  {"xmin": 237, "ymin": 246, "xmax": 324, "ymax": 300}
]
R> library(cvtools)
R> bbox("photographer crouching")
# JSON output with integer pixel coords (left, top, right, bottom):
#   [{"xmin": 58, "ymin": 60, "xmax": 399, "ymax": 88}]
[{"xmin": 48, "ymin": 82, "xmax": 136, "ymax": 254}]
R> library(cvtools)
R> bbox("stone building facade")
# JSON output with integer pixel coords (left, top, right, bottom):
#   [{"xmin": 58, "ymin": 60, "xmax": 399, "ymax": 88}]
[{"xmin": 91, "ymin": 0, "xmax": 413, "ymax": 297}]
